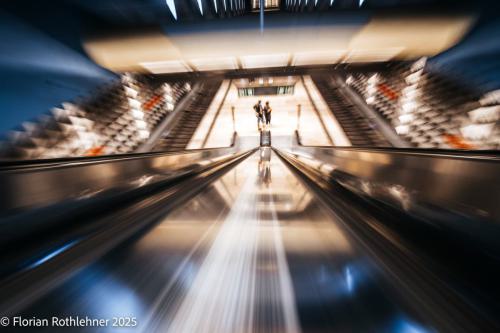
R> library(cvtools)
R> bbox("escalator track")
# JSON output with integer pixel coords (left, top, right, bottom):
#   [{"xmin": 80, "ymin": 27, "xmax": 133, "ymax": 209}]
[{"xmin": 1, "ymin": 145, "xmax": 500, "ymax": 332}]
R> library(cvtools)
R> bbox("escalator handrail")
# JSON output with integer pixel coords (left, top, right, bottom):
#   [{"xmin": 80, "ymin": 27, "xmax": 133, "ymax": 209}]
[
  {"xmin": 294, "ymin": 130, "xmax": 500, "ymax": 160},
  {"xmin": 286, "ymin": 130, "xmax": 500, "ymax": 222},
  {"xmin": 0, "ymin": 132, "xmax": 244, "ymax": 214},
  {"xmin": 0, "ymin": 132, "xmax": 240, "ymax": 171}
]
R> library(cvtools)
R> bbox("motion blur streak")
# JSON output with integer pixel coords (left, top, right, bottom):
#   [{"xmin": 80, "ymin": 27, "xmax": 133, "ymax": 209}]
[
  {"xmin": 268, "ymin": 187, "xmax": 301, "ymax": 333},
  {"xmin": 166, "ymin": 172, "xmax": 300, "ymax": 333}
]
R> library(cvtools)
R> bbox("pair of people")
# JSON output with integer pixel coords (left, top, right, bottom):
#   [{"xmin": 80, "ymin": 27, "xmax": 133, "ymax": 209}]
[{"xmin": 253, "ymin": 100, "xmax": 272, "ymax": 131}]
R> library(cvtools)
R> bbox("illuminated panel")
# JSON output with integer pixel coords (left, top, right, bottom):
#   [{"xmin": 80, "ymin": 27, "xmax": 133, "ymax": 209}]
[
  {"xmin": 190, "ymin": 57, "xmax": 238, "ymax": 71},
  {"xmin": 292, "ymin": 51, "xmax": 346, "ymax": 66},
  {"xmin": 240, "ymin": 54, "xmax": 289, "ymax": 69},
  {"xmin": 343, "ymin": 47, "xmax": 404, "ymax": 63},
  {"xmin": 349, "ymin": 15, "xmax": 475, "ymax": 58},
  {"xmin": 139, "ymin": 60, "xmax": 191, "ymax": 73}
]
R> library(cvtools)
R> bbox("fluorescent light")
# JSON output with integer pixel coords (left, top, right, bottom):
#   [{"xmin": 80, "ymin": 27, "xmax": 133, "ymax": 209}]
[
  {"xmin": 368, "ymin": 74, "xmax": 378, "ymax": 84},
  {"xmin": 395, "ymin": 125, "xmax": 409, "ymax": 135},
  {"xmin": 399, "ymin": 114, "xmax": 414, "ymax": 124},
  {"xmin": 402, "ymin": 101, "xmax": 417, "ymax": 113},
  {"xmin": 140, "ymin": 60, "xmax": 191, "ymax": 73},
  {"xmin": 131, "ymin": 109, "xmax": 144, "ymax": 119},
  {"xmin": 197, "ymin": 0, "xmax": 203, "ymax": 14},
  {"xmin": 166, "ymin": 0, "xmax": 177, "ymax": 20},
  {"xmin": 343, "ymin": 48, "xmax": 404, "ymax": 63},
  {"xmin": 241, "ymin": 54, "xmax": 289, "ymax": 68},
  {"xmin": 468, "ymin": 106, "xmax": 500, "ymax": 123},
  {"xmin": 460, "ymin": 123, "xmax": 495, "ymax": 140},
  {"xmin": 135, "ymin": 120, "xmax": 147, "ymax": 129},
  {"xmin": 138, "ymin": 130, "xmax": 150, "ymax": 139},
  {"xmin": 127, "ymin": 98, "xmax": 141, "ymax": 109},
  {"xmin": 190, "ymin": 57, "xmax": 238, "ymax": 71},
  {"xmin": 292, "ymin": 51, "xmax": 345, "ymax": 66}
]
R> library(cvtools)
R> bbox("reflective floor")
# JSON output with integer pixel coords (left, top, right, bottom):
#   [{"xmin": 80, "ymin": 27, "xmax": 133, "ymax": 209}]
[{"xmin": 19, "ymin": 148, "xmax": 435, "ymax": 332}]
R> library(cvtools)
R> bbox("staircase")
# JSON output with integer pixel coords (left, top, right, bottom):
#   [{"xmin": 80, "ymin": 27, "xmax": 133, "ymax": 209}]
[
  {"xmin": 312, "ymin": 76, "xmax": 389, "ymax": 146},
  {"xmin": 154, "ymin": 80, "xmax": 222, "ymax": 152}
]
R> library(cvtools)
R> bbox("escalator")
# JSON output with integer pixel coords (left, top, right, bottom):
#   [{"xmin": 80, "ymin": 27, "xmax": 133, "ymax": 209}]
[
  {"xmin": 0, "ymin": 139, "xmax": 500, "ymax": 332},
  {"xmin": 312, "ymin": 75, "xmax": 390, "ymax": 146},
  {"xmin": 152, "ymin": 80, "xmax": 223, "ymax": 152}
]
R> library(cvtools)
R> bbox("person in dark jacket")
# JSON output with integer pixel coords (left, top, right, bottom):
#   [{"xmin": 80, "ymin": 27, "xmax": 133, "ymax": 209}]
[
  {"xmin": 253, "ymin": 100, "xmax": 264, "ymax": 131},
  {"xmin": 264, "ymin": 101, "xmax": 272, "ymax": 128}
]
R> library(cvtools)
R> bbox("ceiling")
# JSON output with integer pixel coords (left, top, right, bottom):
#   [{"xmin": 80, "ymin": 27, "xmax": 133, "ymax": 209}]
[
  {"xmin": 1, "ymin": 0, "xmax": 491, "ymax": 75},
  {"xmin": 83, "ymin": 11, "xmax": 475, "ymax": 74}
]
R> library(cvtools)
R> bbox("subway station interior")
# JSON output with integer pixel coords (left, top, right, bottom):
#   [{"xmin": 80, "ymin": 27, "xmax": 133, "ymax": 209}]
[{"xmin": 1, "ymin": 0, "xmax": 500, "ymax": 332}]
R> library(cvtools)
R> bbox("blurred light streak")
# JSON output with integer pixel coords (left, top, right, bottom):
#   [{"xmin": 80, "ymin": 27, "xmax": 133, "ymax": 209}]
[
  {"xmin": 345, "ymin": 267, "xmax": 354, "ymax": 293},
  {"xmin": 166, "ymin": 170, "xmax": 300, "ymax": 333},
  {"xmin": 260, "ymin": 0, "xmax": 264, "ymax": 34},
  {"xmin": 197, "ymin": 0, "xmax": 204, "ymax": 14},
  {"xmin": 166, "ymin": 0, "xmax": 177, "ymax": 20},
  {"xmin": 166, "ymin": 176, "xmax": 260, "ymax": 333},
  {"xmin": 28, "ymin": 240, "xmax": 79, "ymax": 269},
  {"xmin": 391, "ymin": 317, "xmax": 432, "ymax": 333},
  {"xmin": 81, "ymin": 266, "xmax": 146, "ymax": 320},
  {"xmin": 395, "ymin": 125, "xmax": 409, "ymax": 135},
  {"xmin": 268, "ymin": 186, "xmax": 301, "ymax": 333},
  {"xmin": 460, "ymin": 123, "xmax": 495, "ymax": 140}
]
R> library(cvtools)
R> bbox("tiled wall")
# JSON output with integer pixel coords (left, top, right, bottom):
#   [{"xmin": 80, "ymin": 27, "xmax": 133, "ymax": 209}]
[
  {"xmin": 347, "ymin": 59, "xmax": 500, "ymax": 150},
  {"xmin": 0, "ymin": 75, "xmax": 191, "ymax": 159}
]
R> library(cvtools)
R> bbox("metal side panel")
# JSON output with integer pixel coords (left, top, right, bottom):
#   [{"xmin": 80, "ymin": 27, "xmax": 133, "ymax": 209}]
[
  {"xmin": 283, "ymin": 142, "xmax": 500, "ymax": 221},
  {"xmin": 0, "ymin": 144, "xmax": 249, "ymax": 214}
]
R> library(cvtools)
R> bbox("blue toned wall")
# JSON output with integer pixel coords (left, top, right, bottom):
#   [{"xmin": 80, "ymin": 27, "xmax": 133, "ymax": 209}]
[
  {"xmin": 428, "ymin": 14, "xmax": 500, "ymax": 95},
  {"xmin": 0, "ymin": 10, "xmax": 118, "ymax": 134}
]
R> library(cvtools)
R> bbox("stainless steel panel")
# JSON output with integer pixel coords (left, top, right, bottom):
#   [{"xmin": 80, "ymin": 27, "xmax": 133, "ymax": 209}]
[
  {"xmin": 286, "ymin": 132, "xmax": 500, "ymax": 221},
  {"xmin": 0, "ymin": 144, "xmax": 246, "ymax": 213}
]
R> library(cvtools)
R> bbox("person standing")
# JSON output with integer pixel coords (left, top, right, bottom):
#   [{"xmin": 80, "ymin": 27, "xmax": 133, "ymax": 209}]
[
  {"xmin": 253, "ymin": 100, "xmax": 264, "ymax": 131},
  {"xmin": 264, "ymin": 101, "xmax": 272, "ymax": 128}
]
